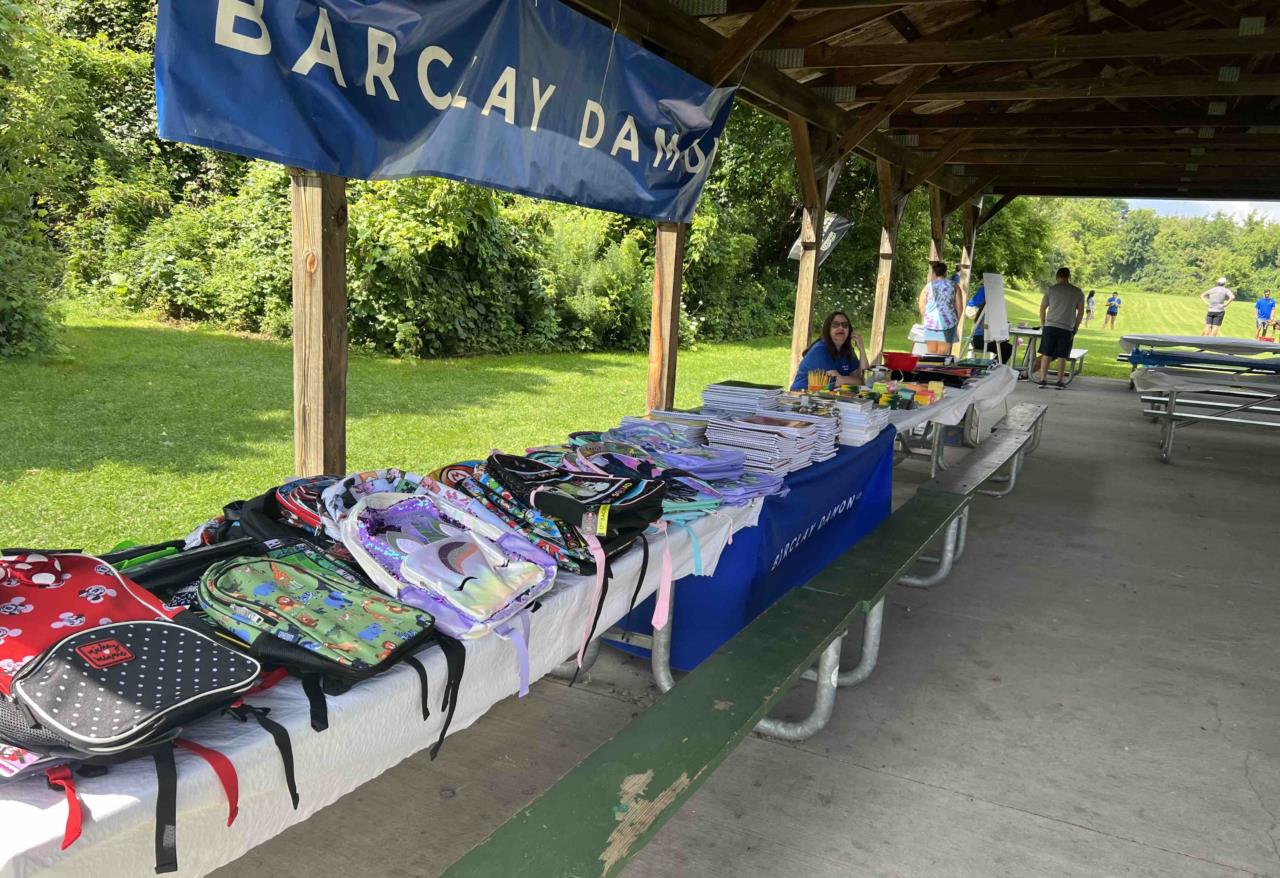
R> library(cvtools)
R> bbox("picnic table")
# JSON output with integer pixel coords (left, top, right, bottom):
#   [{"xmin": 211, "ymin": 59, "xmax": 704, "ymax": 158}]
[
  {"xmin": 0, "ymin": 505, "xmax": 755, "ymax": 878},
  {"xmin": 890, "ymin": 365, "xmax": 1018, "ymax": 474},
  {"xmin": 1133, "ymin": 365, "xmax": 1280, "ymax": 463}
]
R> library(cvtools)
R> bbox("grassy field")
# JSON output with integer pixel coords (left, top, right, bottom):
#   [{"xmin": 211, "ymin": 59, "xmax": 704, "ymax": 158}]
[{"xmin": 1, "ymin": 289, "xmax": 1265, "ymax": 548}]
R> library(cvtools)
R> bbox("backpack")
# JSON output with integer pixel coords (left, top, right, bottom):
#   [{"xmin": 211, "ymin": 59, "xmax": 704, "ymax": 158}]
[
  {"xmin": 0, "ymin": 551, "xmax": 260, "ymax": 872},
  {"xmin": 467, "ymin": 453, "xmax": 667, "ymax": 668},
  {"xmin": 340, "ymin": 492, "xmax": 555, "ymax": 696},
  {"xmin": 197, "ymin": 548, "xmax": 465, "ymax": 755},
  {"xmin": 320, "ymin": 468, "xmax": 431, "ymax": 540}
]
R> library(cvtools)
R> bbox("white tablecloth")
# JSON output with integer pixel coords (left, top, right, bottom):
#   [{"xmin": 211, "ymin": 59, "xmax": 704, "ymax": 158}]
[
  {"xmin": 0, "ymin": 502, "xmax": 761, "ymax": 878},
  {"xmin": 887, "ymin": 366, "xmax": 1017, "ymax": 433},
  {"xmin": 1119, "ymin": 334, "xmax": 1280, "ymax": 356},
  {"xmin": 1132, "ymin": 366, "xmax": 1280, "ymax": 395}
]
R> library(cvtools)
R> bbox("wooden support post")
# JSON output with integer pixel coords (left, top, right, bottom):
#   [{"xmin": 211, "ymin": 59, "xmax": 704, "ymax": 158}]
[
  {"xmin": 647, "ymin": 221, "xmax": 687, "ymax": 412},
  {"xmin": 952, "ymin": 196, "xmax": 982, "ymax": 357},
  {"xmin": 290, "ymin": 169, "xmax": 348, "ymax": 477},
  {"xmin": 868, "ymin": 158, "xmax": 911, "ymax": 362},
  {"xmin": 928, "ymin": 185, "xmax": 949, "ymax": 263},
  {"xmin": 788, "ymin": 114, "xmax": 841, "ymax": 379}
]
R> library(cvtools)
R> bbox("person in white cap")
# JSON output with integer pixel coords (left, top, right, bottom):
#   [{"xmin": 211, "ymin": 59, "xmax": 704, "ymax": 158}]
[{"xmin": 1200, "ymin": 277, "xmax": 1235, "ymax": 337}]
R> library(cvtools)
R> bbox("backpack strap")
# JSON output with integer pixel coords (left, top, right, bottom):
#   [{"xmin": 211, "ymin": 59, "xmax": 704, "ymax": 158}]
[
  {"xmin": 225, "ymin": 702, "xmax": 299, "ymax": 809},
  {"xmin": 650, "ymin": 521, "xmax": 675, "ymax": 631},
  {"xmin": 175, "ymin": 739, "xmax": 239, "ymax": 827},
  {"xmin": 45, "ymin": 765, "xmax": 82, "ymax": 851},
  {"xmin": 621, "ymin": 534, "xmax": 651, "ymax": 644},
  {"xmin": 494, "ymin": 611, "xmax": 532, "ymax": 697},
  {"xmin": 300, "ymin": 674, "xmax": 329, "ymax": 732},
  {"xmin": 574, "ymin": 533, "xmax": 609, "ymax": 667},
  {"xmin": 429, "ymin": 637, "xmax": 466, "ymax": 761},
  {"xmin": 403, "ymin": 655, "xmax": 431, "ymax": 721},
  {"xmin": 153, "ymin": 744, "xmax": 179, "ymax": 874}
]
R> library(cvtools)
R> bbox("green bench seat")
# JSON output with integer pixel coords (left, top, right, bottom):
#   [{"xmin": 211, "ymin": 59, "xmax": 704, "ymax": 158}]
[{"xmin": 441, "ymin": 491, "xmax": 969, "ymax": 878}]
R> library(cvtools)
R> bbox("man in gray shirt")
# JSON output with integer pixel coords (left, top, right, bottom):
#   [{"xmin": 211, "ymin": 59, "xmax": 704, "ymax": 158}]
[
  {"xmin": 1200, "ymin": 277, "xmax": 1235, "ymax": 337},
  {"xmin": 1036, "ymin": 267, "xmax": 1085, "ymax": 388}
]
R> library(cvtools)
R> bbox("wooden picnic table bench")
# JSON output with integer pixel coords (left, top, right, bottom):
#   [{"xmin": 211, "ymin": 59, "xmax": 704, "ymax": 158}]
[{"xmin": 441, "ymin": 490, "xmax": 970, "ymax": 878}]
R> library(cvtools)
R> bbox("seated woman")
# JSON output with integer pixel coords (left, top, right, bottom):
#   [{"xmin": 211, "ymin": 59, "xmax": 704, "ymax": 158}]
[
  {"xmin": 918, "ymin": 260, "xmax": 964, "ymax": 355},
  {"xmin": 790, "ymin": 311, "xmax": 870, "ymax": 391}
]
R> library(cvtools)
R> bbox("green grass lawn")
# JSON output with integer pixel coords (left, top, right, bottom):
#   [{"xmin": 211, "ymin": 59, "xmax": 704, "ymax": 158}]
[{"xmin": 1, "ymin": 289, "xmax": 1263, "ymax": 548}]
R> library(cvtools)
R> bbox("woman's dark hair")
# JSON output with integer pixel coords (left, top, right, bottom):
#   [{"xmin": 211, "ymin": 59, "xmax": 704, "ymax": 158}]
[
  {"xmin": 930, "ymin": 261, "xmax": 947, "ymax": 278},
  {"xmin": 819, "ymin": 311, "xmax": 854, "ymax": 361}
]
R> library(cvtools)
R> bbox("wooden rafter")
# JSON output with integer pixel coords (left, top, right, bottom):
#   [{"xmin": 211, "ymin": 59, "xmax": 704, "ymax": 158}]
[
  {"xmin": 949, "ymin": 149, "xmax": 1280, "ymax": 166},
  {"xmin": 977, "ymin": 193, "xmax": 1017, "ymax": 228},
  {"xmin": 902, "ymin": 131, "xmax": 975, "ymax": 191},
  {"xmin": 823, "ymin": 64, "xmax": 943, "ymax": 165},
  {"xmin": 707, "ymin": 0, "xmax": 802, "ymax": 86},
  {"xmin": 1180, "ymin": 0, "xmax": 1242, "ymax": 26},
  {"xmin": 854, "ymin": 74, "xmax": 1280, "ymax": 101},
  {"xmin": 564, "ymin": 0, "xmax": 973, "ymax": 195},
  {"xmin": 886, "ymin": 109, "xmax": 1280, "ymax": 128},
  {"xmin": 765, "ymin": 7, "xmax": 894, "ymax": 49},
  {"xmin": 804, "ymin": 29, "xmax": 1280, "ymax": 68}
]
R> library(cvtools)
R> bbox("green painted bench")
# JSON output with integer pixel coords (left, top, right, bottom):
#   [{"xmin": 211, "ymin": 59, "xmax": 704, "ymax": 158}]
[{"xmin": 440, "ymin": 491, "xmax": 969, "ymax": 878}]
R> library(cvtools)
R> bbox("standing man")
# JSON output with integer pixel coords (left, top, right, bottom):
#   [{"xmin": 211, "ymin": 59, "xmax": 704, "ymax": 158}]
[
  {"xmin": 1255, "ymin": 289, "xmax": 1276, "ymax": 340},
  {"xmin": 1201, "ymin": 277, "xmax": 1235, "ymax": 337},
  {"xmin": 1037, "ymin": 267, "xmax": 1086, "ymax": 389}
]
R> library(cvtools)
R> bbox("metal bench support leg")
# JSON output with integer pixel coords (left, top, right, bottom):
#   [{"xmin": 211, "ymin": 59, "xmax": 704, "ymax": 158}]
[
  {"xmin": 755, "ymin": 634, "xmax": 844, "ymax": 741},
  {"xmin": 547, "ymin": 637, "xmax": 602, "ymax": 681},
  {"xmin": 978, "ymin": 449, "xmax": 1024, "ymax": 498},
  {"xmin": 1160, "ymin": 392, "xmax": 1178, "ymax": 464},
  {"xmin": 800, "ymin": 598, "xmax": 885, "ymax": 689},
  {"xmin": 930, "ymin": 423, "xmax": 946, "ymax": 477},
  {"xmin": 899, "ymin": 515, "xmax": 962, "ymax": 589},
  {"xmin": 652, "ymin": 605, "xmax": 677, "ymax": 694}
]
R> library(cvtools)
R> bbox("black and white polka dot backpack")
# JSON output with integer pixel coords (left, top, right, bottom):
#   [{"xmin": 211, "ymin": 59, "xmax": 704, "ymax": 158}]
[
  {"xmin": 0, "ymin": 551, "xmax": 262, "ymax": 872},
  {"xmin": 0, "ymin": 552, "xmax": 261, "ymax": 755}
]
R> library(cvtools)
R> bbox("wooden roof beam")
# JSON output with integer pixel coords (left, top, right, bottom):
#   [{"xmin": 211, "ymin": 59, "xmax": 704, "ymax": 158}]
[
  {"xmin": 822, "ymin": 63, "xmax": 943, "ymax": 166},
  {"xmin": 803, "ymin": 29, "xmax": 1280, "ymax": 68},
  {"xmin": 706, "ymin": 0, "xmax": 803, "ymax": 85},
  {"xmin": 949, "ymin": 149, "xmax": 1280, "ymax": 165},
  {"xmin": 886, "ymin": 109, "xmax": 1280, "ymax": 128},
  {"xmin": 564, "ymin": 0, "xmax": 973, "ymax": 196},
  {"xmin": 998, "ymin": 185, "xmax": 1280, "ymax": 197},
  {"xmin": 1180, "ymin": 0, "xmax": 1244, "ymax": 27},
  {"xmin": 765, "ymin": 7, "xmax": 896, "ymax": 49},
  {"xmin": 902, "ymin": 130, "xmax": 976, "ymax": 191},
  {"xmin": 696, "ymin": 0, "xmax": 976, "ymax": 13},
  {"xmin": 857, "ymin": 74, "xmax": 1280, "ymax": 101}
]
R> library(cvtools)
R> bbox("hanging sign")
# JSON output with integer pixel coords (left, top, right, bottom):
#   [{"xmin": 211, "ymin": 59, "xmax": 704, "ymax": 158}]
[
  {"xmin": 155, "ymin": 0, "xmax": 737, "ymax": 222},
  {"xmin": 787, "ymin": 212, "xmax": 853, "ymax": 267}
]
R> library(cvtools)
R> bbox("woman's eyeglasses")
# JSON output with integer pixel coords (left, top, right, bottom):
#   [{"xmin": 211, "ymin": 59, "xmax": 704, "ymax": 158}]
[{"xmin": 831, "ymin": 321, "xmax": 850, "ymax": 329}]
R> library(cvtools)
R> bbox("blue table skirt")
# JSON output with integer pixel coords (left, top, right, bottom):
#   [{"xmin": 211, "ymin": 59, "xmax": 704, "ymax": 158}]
[{"xmin": 609, "ymin": 427, "xmax": 896, "ymax": 671}]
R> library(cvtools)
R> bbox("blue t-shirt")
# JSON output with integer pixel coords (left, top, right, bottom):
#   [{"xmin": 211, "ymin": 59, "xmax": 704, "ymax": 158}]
[
  {"xmin": 790, "ymin": 342, "xmax": 859, "ymax": 391},
  {"xmin": 969, "ymin": 285, "xmax": 986, "ymax": 339},
  {"xmin": 1106, "ymin": 296, "xmax": 1122, "ymax": 314},
  {"xmin": 1256, "ymin": 298, "xmax": 1276, "ymax": 320}
]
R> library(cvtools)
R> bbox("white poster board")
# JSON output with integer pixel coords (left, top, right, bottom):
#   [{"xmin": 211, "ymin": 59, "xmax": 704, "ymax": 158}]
[{"xmin": 981, "ymin": 272, "xmax": 1010, "ymax": 342}]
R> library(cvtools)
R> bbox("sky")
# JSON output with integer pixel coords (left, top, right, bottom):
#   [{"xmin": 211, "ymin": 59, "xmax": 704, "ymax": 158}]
[{"xmin": 1126, "ymin": 199, "xmax": 1280, "ymax": 224}]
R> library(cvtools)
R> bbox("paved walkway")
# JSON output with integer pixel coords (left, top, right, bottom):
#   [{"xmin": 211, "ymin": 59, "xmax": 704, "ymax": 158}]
[{"xmin": 216, "ymin": 377, "xmax": 1280, "ymax": 878}]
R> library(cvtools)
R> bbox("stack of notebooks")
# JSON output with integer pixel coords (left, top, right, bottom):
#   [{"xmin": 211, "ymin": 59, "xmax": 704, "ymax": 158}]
[
  {"xmin": 769, "ymin": 398, "xmax": 839, "ymax": 463},
  {"xmin": 701, "ymin": 381, "xmax": 782, "ymax": 415},
  {"xmin": 831, "ymin": 396, "xmax": 891, "ymax": 446},
  {"xmin": 620, "ymin": 410, "xmax": 708, "ymax": 444},
  {"xmin": 705, "ymin": 413, "xmax": 819, "ymax": 476}
]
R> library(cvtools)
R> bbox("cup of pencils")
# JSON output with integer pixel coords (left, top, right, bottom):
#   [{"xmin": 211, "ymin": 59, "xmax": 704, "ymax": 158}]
[{"xmin": 807, "ymin": 369, "xmax": 828, "ymax": 392}]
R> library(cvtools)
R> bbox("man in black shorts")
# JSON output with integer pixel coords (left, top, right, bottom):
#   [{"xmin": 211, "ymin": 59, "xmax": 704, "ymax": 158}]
[{"xmin": 1037, "ymin": 267, "xmax": 1085, "ymax": 389}]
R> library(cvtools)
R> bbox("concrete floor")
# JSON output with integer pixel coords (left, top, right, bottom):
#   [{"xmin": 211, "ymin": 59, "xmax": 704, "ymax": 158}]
[{"xmin": 214, "ymin": 377, "xmax": 1280, "ymax": 878}]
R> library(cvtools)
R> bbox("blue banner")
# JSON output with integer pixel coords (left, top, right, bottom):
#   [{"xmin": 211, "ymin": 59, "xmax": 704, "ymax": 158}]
[{"xmin": 155, "ymin": 0, "xmax": 736, "ymax": 222}]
